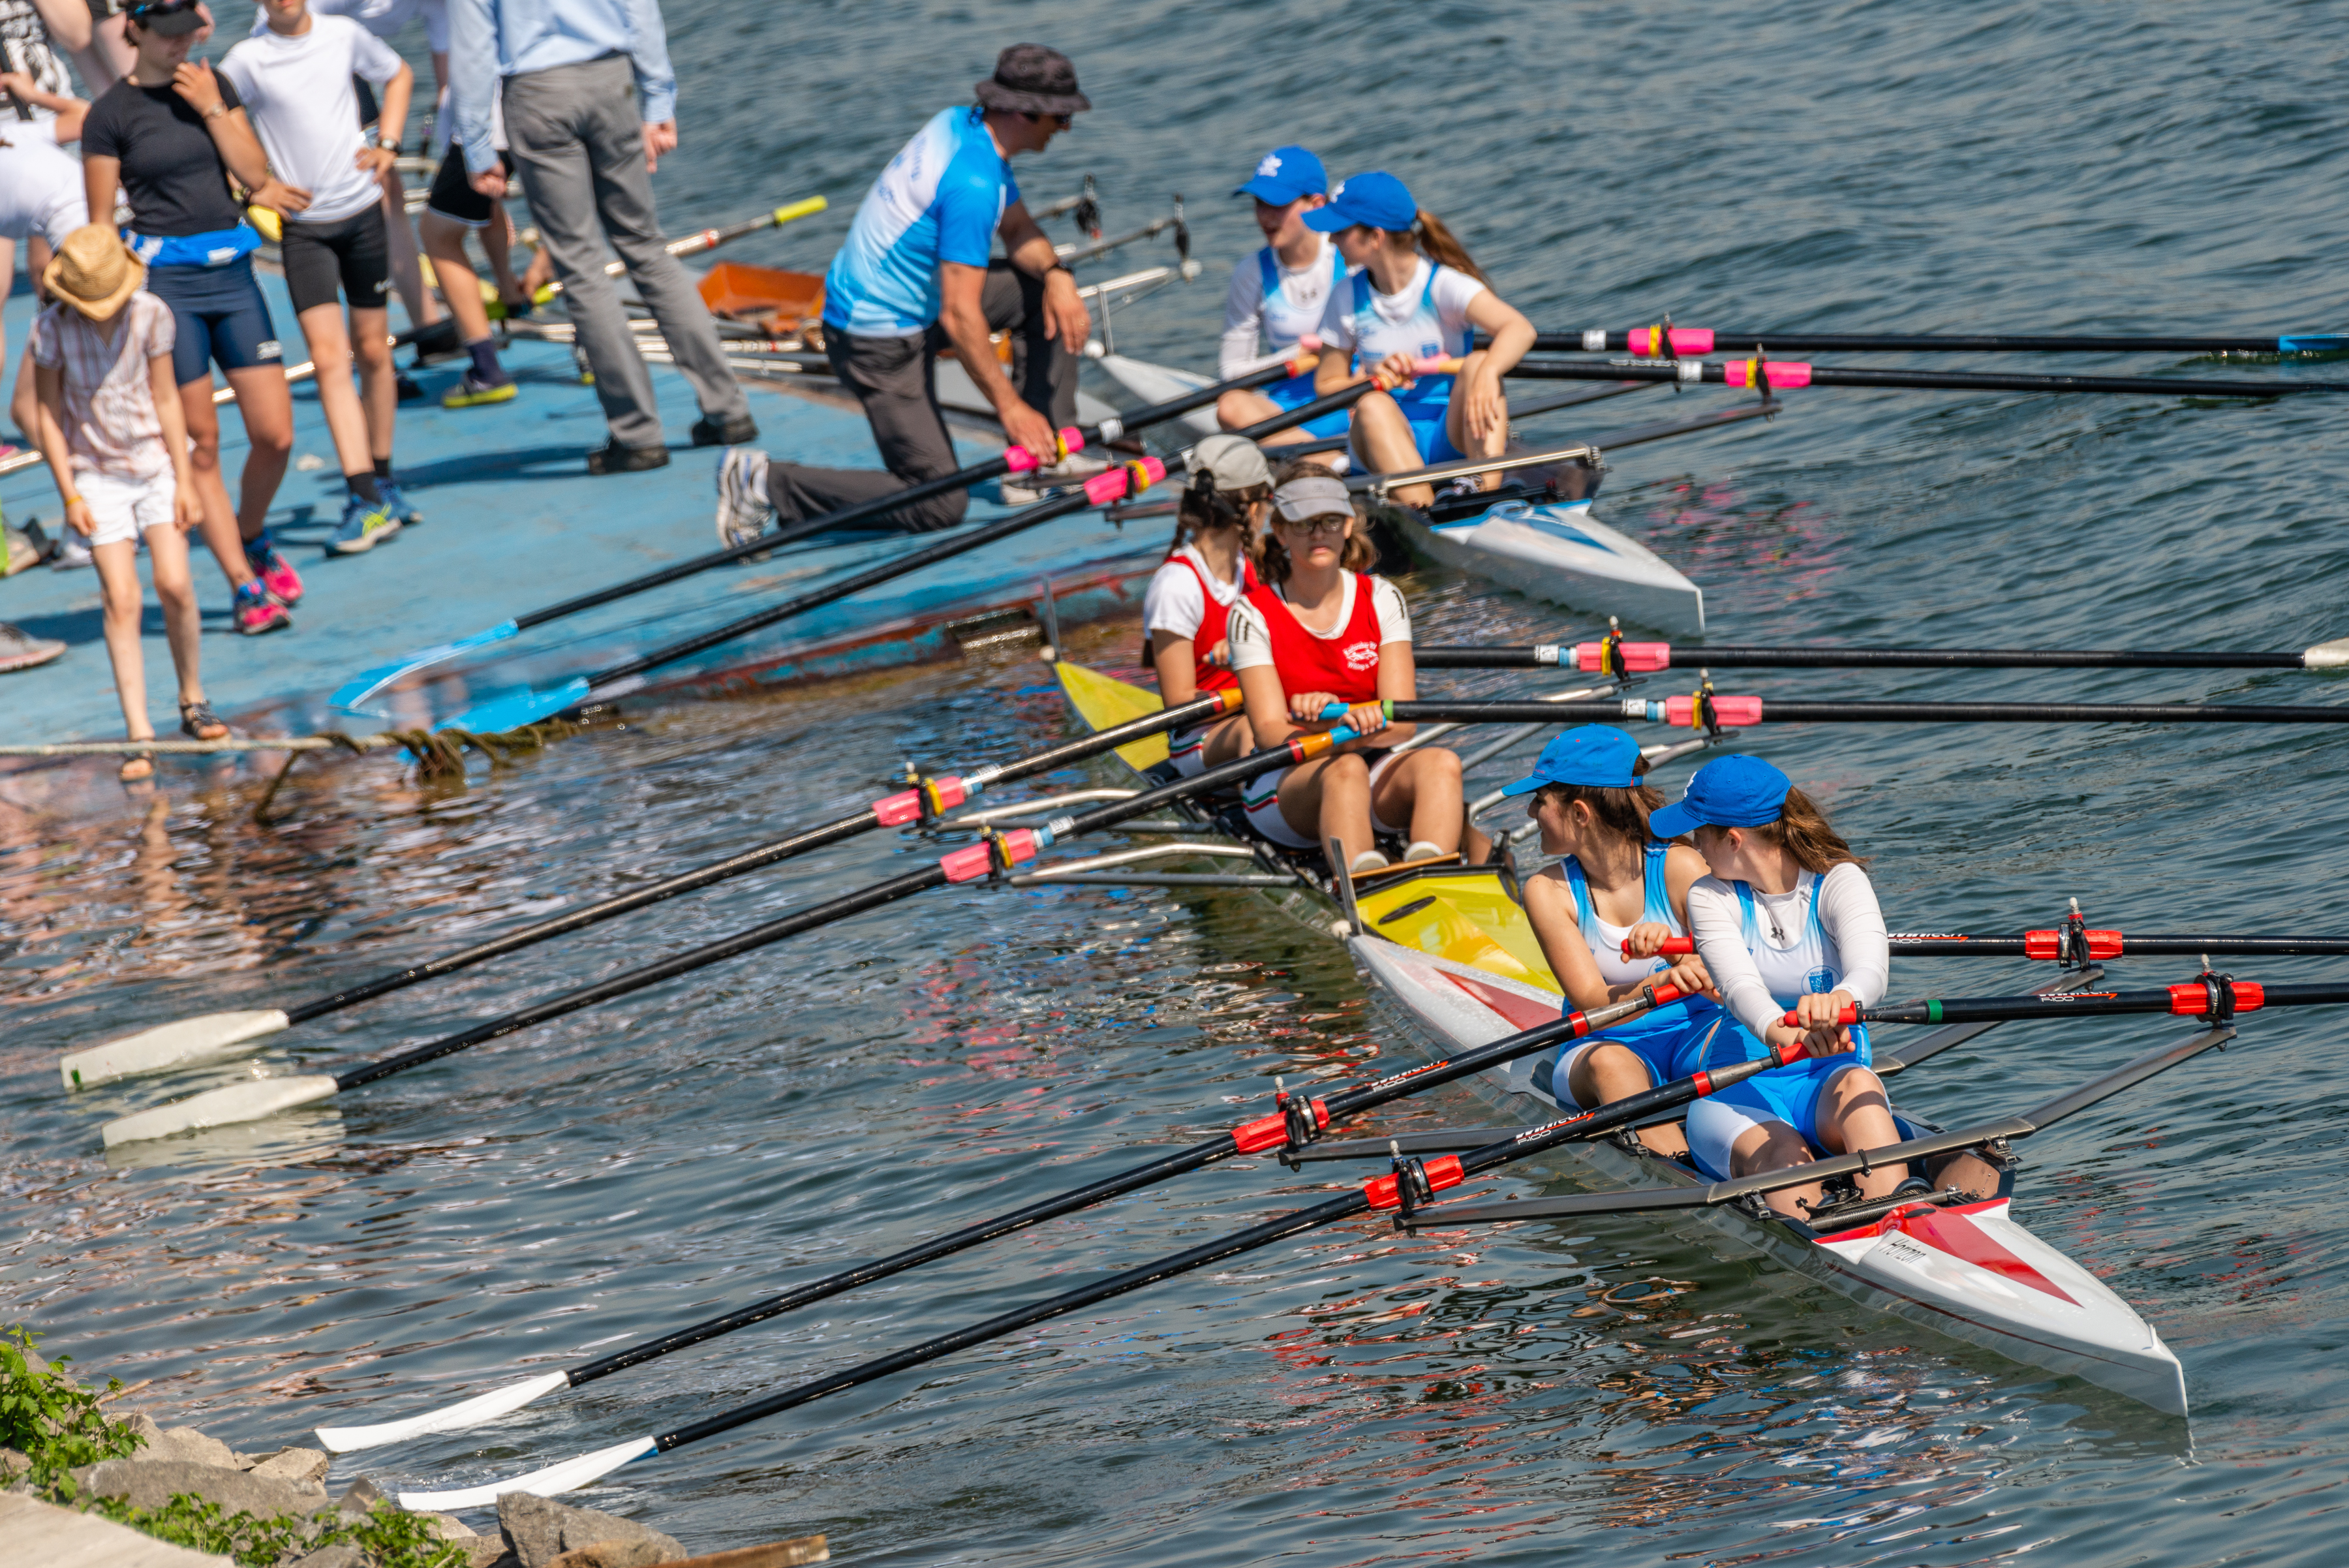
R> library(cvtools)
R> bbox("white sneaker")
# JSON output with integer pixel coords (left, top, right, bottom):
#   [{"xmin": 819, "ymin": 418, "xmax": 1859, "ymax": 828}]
[
  {"xmin": 714, "ymin": 447, "xmax": 774, "ymax": 549},
  {"xmin": 1347, "ymin": 849, "xmax": 1390, "ymax": 875},
  {"xmin": 52, "ymin": 537, "xmax": 93, "ymax": 570}
]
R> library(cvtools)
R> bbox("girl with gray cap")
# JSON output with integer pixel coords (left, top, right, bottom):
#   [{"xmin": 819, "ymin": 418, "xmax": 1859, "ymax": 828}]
[
  {"xmin": 1141, "ymin": 433, "xmax": 1270, "ymax": 775},
  {"xmin": 1226, "ymin": 467, "xmax": 1486, "ymax": 874}
]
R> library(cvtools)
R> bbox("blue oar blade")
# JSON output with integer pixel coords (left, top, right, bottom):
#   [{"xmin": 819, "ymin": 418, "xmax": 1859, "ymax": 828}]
[
  {"xmin": 434, "ymin": 676, "xmax": 593, "ymax": 735},
  {"xmin": 331, "ymin": 620, "xmax": 523, "ymax": 715},
  {"xmin": 2278, "ymin": 334, "xmax": 2349, "ymax": 354}
]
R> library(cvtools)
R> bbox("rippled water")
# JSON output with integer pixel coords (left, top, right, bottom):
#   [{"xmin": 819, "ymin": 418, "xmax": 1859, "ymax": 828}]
[{"xmin": 9, "ymin": 1, "xmax": 2349, "ymax": 1563}]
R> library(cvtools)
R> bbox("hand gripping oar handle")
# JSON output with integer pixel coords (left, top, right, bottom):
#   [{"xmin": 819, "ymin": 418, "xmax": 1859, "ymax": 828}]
[
  {"xmin": 1788, "ymin": 977, "xmax": 2349, "ymax": 1028},
  {"xmin": 1534, "ymin": 327, "xmax": 2349, "ymax": 356},
  {"xmin": 1492, "ymin": 356, "xmax": 2349, "ymax": 398},
  {"xmin": 1414, "ymin": 638, "xmax": 2349, "ymax": 672},
  {"xmin": 1638, "ymin": 930, "xmax": 2349, "ymax": 961}
]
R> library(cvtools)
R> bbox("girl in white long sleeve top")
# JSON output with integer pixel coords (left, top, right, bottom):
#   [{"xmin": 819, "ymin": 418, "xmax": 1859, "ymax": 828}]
[{"xmin": 1649, "ymin": 754, "xmax": 1907, "ymax": 1215}]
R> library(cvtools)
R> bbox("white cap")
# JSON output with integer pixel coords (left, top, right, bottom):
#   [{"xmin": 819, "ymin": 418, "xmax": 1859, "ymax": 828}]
[{"xmin": 1188, "ymin": 433, "xmax": 1273, "ymax": 493}]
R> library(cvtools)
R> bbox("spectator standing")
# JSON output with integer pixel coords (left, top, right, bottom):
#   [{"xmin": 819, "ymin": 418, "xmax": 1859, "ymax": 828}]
[
  {"xmin": 1, "ymin": 71, "xmax": 89, "ymax": 460},
  {"xmin": 447, "ymin": 0, "xmax": 753, "ymax": 474},
  {"xmin": 29, "ymin": 224, "xmax": 221, "ymax": 782},
  {"xmin": 219, "ymin": 0, "xmax": 416, "ymax": 552},
  {"xmin": 82, "ymin": 0, "xmax": 299, "ymax": 632}
]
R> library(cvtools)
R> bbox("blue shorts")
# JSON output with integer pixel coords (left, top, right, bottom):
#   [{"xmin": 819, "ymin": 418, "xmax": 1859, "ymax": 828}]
[
  {"xmin": 1683, "ymin": 1021, "xmax": 1875, "ymax": 1180},
  {"xmin": 1388, "ymin": 375, "xmax": 1464, "ymax": 465},
  {"xmin": 1263, "ymin": 371, "xmax": 1352, "ymax": 438},
  {"xmin": 145, "ymin": 257, "xmax": 283, "ymax": 388},
  {"xmin": 1518, "ymin": 999, "xmax": 1735, "ymax": 1108}
]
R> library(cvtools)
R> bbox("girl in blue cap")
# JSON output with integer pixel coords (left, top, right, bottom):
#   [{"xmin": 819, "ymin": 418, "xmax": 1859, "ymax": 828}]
[
  {"xmin": 1649, "ymin": 754, "xmax": 1906, "ymax": 1214},
  {"xmin": 1508, "ymin": 726, "xmax": 1729, "ymax": 1156},
  {"xmin": 1215, "ymin": 145, "xmax": 1350, "ymax": 460},
  {"xmin": 1304, "ymin": 171, "xmax": 1535, "ymax": 508}
]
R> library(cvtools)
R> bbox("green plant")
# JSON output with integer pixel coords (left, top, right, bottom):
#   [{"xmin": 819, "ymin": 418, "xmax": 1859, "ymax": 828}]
[
  {"xmin": 0, "ymin": 1327, "xmax": 142, "ymax": 1493},
  {"xmin": 89, "ymin": 1493, "xmax": 470, "ymax": 1568}
]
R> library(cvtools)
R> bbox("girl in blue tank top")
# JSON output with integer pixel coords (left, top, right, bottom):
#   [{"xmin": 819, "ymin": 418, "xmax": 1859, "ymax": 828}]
[
  {"xmin": 1216, "ymin": 145, "xmax": 1353, "ymax": 451},
  {"xmin": 1507, "ymin": 728, "xmax": 1730, "ymax": 1158},
  {"xmin": 1302, "ymin": 171, "xmax": 1535, "ymax": 509}
]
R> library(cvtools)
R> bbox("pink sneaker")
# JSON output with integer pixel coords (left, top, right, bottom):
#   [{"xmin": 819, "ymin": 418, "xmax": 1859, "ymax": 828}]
[
  {"xmin": 244, "ymin": 530, "xmax": 305, "ymax": 607},
  {"xmin": 234, "ymin": 581, "xmax": 292, "ymax": 636}
]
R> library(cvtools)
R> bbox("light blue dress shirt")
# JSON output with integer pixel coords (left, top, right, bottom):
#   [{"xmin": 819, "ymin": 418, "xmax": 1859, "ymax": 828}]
[{"xmin": 448, "ymin": 0, "xmax": 677, "ymax": 174}]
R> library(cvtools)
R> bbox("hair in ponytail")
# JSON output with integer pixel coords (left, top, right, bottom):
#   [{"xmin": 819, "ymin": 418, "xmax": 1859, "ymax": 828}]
[
  {"xmin": 1750, "ymin": 786, "xmax": 1869, "ymax": 872},
  {"xmin": 1252, "ymin": 457, "xmax": 1376, "ymax": 585},
  {"xmin": 1169, "ymin": 470, "xmax": 1266, "ymax": 559},
  {"xmin": 1533, "ymin": 754, "xmax": 1662, "ymax": 843},
  {"xmin": 1411, "ymin": 209, "xmax": 1486, "ymax": 283}
]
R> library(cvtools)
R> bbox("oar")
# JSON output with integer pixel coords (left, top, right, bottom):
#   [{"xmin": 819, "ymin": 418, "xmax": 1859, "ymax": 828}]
[
  {"xmin": 1415, "ymin": 636, "xmax": 2349, "ymax": 673},
  {"xmin": 422, "ymin": 373, "xmax": 1396, "ymax": 735},
  {"xmin": 99, "ymin": 688, "xmax": 1394, "ymax": 1146},
  {"xmin": 1492, "ymin": 355, "xmax": 2349, "ymax": 398},
  {"xmin": 317, "ymin": 979, "xmax": 1697, "ymax": 1452},
  {"xmin": 1536, "ymin": 326, "xmax": 2349, "ymax": 356},
  {"xmin": 1407, "ymin": 1013, "xmax": 2250, "ymax": 1229},
  {"xmin": 1640, "ymin": 931, "xmax": 2349, "ymax": 961},
  {"xmin": 1789, "ymin": 977, "xmax": 2349, "ymax": 1028},
  {"xmin": 525, "ymin": 196, "xmax": 829, "ymax": 307},
  {"xmin": 393, "ymin": 1036, "xmax": 1813, "ymax": 1508},
  {"xmin": 57, "ymin": 693, "xmax": 1236, "ymax": 1092},
  {"xmin": 1368, "ymin": 697, "xmax": 2349, "ymax": 728},
  {"xmin": 328, "ymin": 350, "xmax": 1332, "ymax": 715}
]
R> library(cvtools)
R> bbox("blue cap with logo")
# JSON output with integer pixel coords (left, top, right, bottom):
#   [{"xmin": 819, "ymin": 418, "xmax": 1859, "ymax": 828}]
[
  {"xmin": 1647, "ymin": 754, "xmax": 1793, "ymax": 839},
  {"xmin": 1303, "ymin": 170, "xmax": 1419, "ymax": 234},
  {"xmin": 1499, "ymin": 726, "xmax": 1644, "ymax": 797},
  {"xmin": 1234, "ymin": 146, "xmax": 1327, "ymax": 206}
]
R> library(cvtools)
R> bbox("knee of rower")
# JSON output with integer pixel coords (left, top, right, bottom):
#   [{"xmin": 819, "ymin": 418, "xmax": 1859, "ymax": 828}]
[
  {"xmin": 1578, "ymin": 1043, "xmax": 1650, "ymax": 1096},
  {"xmin": 1214, "ymin": 390, "xmax": 1253, "ymax": 427},
  {"xmin": 1734, "ymin": 1123, "xmax": 1814, "ymax": 1177}
]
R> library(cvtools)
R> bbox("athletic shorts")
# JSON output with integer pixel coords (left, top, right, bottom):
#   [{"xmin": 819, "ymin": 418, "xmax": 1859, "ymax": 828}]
[
  {"xmin": 145, "ymin": 258, "xmax": 283, "ymax": 386},
  {"xmin": 1241, "ymin": 745, "xmax": 1403, "ymax": 850},
  {"xmin": 1518, "ymin": 1000, "xmax": 1736, "ymax": 1110},
  {"xmin": 76, "ymin": 467, "xmax": 177, "ymax": 549},
  {"xmin": 425, "ymin": 144, "xmax": 515, "ymax": 228},
  {"xmin": 1379, "ymin": 374, "xmax": 1466, "ymax": 467},
  {"xmin": 1263, "ymin": 370, "xmax": 1352, "ymax": 439},
  {"xmin": 281, "ymin": 206, "xmax": 392, "ymax": 316},
  {"xmin": 1683, "ymin": 1021, "xmax": 1875, "ymax": 1181}
]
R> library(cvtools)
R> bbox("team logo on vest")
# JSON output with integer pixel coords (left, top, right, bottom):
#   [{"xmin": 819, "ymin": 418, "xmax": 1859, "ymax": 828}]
[
  {"xmin": 1342, "ymin": 640, "xmax": 1379, "ymax": 672},
  {"xmin": 1805, "ymin": 966, "xmax": 1837, "ymax": 994}
]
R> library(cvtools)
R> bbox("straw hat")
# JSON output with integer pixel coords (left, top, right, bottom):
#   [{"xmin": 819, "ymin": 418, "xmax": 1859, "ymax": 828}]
[{"xmin": 42, "ymin": 224, "xmax": 144, "ymax": 321}]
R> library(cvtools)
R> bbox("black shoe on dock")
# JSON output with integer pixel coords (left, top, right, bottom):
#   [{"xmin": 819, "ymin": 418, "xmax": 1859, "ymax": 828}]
[
  {"xmin": 690, "ymin": 414, "xmax": 758, "ymax": 448},
  {"xmin": 585, "ymin": 442, "xmax": 672, "ymax": 476}
]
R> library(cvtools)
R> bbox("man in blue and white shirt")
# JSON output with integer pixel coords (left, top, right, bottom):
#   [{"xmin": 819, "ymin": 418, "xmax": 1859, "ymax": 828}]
[{"xmin": 715, "ymin": 44, "xmax": 1095, "ymax": 542}]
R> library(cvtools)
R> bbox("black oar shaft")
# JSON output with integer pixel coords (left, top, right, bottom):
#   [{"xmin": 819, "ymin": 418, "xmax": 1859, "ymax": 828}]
[
  {"xmin": 1887, "ymin": 934, "xmax": 2349, "ymax": 957},
  {"xmin": 512, "ymin": 360, "xmax": 1305, "ymax": 633},
  {"xmin": 1532, "ymin": 331, "xmax": 2313, "ymax": 355},
  {"xmin": 281, "ymin": 695, "xmax": 1227, "ymax": 1028},
  {"xmin": 1859, "ymin": 980, "xmax": 2349, "ymax": 1025},
  {"xmin": 1413, "ymin": 646, "xmax": 2309, "ymax": 671},
  {"xmin": 1383, "ymin": 699, "xmax": 2349, "ymax": 724},
  {"xmin": 578, "ymin": 380, "xmax": 1378, "ymax": 695},
  {"xmin": 1499, "ymin": 358, "xmax": 2349, "ymax": 397}
]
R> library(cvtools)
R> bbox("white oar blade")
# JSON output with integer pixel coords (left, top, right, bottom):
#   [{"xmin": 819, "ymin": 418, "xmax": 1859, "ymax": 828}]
[
  {"xmin": 2304, "ymin": 637, "xmax": 2349, "ymax": 668},
  {"xmin": 61, "ymin": 1009, "xmax": 292, "ymax": 1090},
  {"xmin": 316, "ymin": 1370, "xmax": 571, "ymax": 1453},
  {"xmin": 397, "ymin": 1433, "xmax": 657, "ymax": 1511},
  {"xmin": 102, "ymin": 1074, "xmax": 339, "ymax": 1148}
]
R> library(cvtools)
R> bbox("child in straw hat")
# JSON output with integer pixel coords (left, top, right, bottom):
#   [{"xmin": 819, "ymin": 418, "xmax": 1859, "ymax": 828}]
[{"xmin": 31, "ymin": 223, "xmax": 224, "ymax": 782}]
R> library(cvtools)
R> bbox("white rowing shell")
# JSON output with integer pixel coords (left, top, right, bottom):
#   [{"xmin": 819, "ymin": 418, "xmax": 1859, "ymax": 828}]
[{"xmin": 1394, "ymin": 498, "xmax": 1706, "ymax": 636}]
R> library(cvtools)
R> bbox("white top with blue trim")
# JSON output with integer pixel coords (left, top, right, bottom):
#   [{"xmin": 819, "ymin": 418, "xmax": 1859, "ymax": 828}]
[
  {"xmin": 1560, "ymin": 843, "xmax": 1684, "ymax": 988},
  {"xmin": 1313, "ymin": 256, "xmax": 1483, "ymax": 374},
  {"xmin": 822, "ymin": 106, "xmax": 1020, "ymax": 337},
  {"xmin": 1218, "ymin": 234, "xmax": 1344, "ymax": 377},
  {"xmin": 1685, "ymin": 863, "xmax": 1889, "ymax": 1037}
]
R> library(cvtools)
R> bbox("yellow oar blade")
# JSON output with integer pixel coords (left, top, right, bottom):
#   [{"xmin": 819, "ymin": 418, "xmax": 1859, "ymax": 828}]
[
  {"xmin": 1054, "ymin": 662, "xmax": 1171, "ymax": 771},
  {"xmin": 771, "ymin": 195, "xmax": 829, "ymax": 226}
]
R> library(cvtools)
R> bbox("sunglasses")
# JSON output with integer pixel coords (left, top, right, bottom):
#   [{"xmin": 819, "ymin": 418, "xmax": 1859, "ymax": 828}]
[
  {"xmin": 125, "ymin": 0, "xmax": 198, "ymax": 17},
  {"xmin": 1274, "ymin": 514, "xmax": 1349, "ymax": 536}
]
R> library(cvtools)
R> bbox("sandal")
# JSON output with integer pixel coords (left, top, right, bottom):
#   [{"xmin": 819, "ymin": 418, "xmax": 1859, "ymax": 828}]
[
  {"xmin": 179, "ymin": 699, "xmax": 228, "ymax": 741},
  {"xmin": 119, "ymin": 750, "xmax": 154, "ymax": 783}
]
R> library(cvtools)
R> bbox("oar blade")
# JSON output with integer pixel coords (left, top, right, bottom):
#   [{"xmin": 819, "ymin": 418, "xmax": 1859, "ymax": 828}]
[
  {"xmin": 2305, "ymin": 638, "xmax": 2349, "ymax": 669},
  {"xmin": 61, "ymin": 1009, "xmax": 293, "ymax": 1090},
  {"xmin": 435, "ymin": 677, "xmax": 594, "ymax": 736},
  {"xmin": 397, "ymin": 1432, "xmax": 657, "ymax": 1511},
  {"xmin": 101, "ymin": 1075, "xmax": 339, "ymax": 1148},
  {"xmin": 330, "ymin": 620, "xmax": 521, "ymax": 715},
  {"xmin": 316, "ymin": 1370, "xmax": 570, "ymax": 1454},
  {"xmin": 2278, "ymin": 334, "xmax": 2349, "ymax": 354}
]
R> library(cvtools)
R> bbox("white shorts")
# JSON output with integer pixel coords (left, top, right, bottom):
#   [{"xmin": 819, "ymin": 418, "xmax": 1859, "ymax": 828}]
[
  {"xmin": 1240, "ymin": 746, "xmax": 1405, "ymax": 850},
  {"xmin": 78, "ymin": 468, "xmax": 179, "ymax": 550}
]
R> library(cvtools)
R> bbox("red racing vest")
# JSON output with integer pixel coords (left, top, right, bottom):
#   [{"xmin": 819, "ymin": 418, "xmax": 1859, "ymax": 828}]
[
  {"xmin": 1149, "ymin": 552, "xmax": 1258, "ymax": 694},
  {"xmin": 1245, "ymin": 573, "xmax": 1386, "ymax": 705}
]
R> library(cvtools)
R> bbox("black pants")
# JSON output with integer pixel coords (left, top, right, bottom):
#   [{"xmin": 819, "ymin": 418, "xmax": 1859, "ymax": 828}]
[{"xmin": 765, "ymin": 262, "xmax": 1079, "ymax": 534}]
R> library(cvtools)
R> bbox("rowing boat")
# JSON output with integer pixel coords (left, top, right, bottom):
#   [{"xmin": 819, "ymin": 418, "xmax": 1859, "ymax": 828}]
[{"xmin": 1043, "ymin": 658, "xmax": 2188, "ymax": 1415}]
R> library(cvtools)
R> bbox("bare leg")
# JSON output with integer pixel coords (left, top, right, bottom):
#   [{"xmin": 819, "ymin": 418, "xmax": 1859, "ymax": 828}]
[
  {"xmin": 1567, "ymin": 1043, "xmax": 1683, "ymax": 1156},
  {"xmin": 1349, "ymin": 388, "xmax": 1432, "ymax": 506},
  {"xmin": 295, "ymin": 302, "xmax": 374, "ymax": 481},
  {"xmin": 379, "ymin": 167, "xmax": 443, "ymax": 330},
  {"xmin": 1728, "ymin": 1122, "xmax": 1822, "ymax": 1218},
  {"xmin": 93, "ymin": 538, "xmax": 153, "ymax": 739},
  {"xmin": 9, "ymin": 340, "xmax": 37, "ymax": 447},
  {"xmin": 220, "ymin": 364, "xmax": 294, "ymax": 536},
  {"xmin": 421, "ymin": 211, "xmax": 495, "ymax": 345},
  {"xmin": 1815, "ymin": 1068, "xmax": 1905, "ymax": 1201},
  {"xmin": 1195, "ymin": 713, "xmax": 1253, "ymax": 769},
  {"xmin": 1274, "ymin": 750, "xmax": 1374, "ymax": 868},
  {"xmin": 1444, "ymin": 350, "xmax": 1509, "ymax": 489},
  {"xmin": 179, "ymin": 382, "xmax": 264, "ymax": 592},
  {"xmin": 1368, "ymin": 746, "xmax": 1490, "ymax": 858},
  {"xmin": 350, "ymin": 305, "xmax": 396, "ymax": 463},
  {"xmin": 145, "ymin": 523, "xmax": 205, "ymax": 705},
  {"xmin": 480, "ymin": 208, "xmax": 526, "ymax": 302}
]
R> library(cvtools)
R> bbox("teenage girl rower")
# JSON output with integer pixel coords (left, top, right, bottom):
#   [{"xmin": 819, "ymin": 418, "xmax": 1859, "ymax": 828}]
[
  {"xmin": 1307, "ymin": 171, "xmax": 1534, "ymax": 509},
  {"xmin": 1651, "ymin": 755, "xmax": 1916, "ymax": 1216},
  {"xmin": 1227, "ymin": 468, "xmax": 1488, "ymax": 875},
  {"xmin": 1504, "ymin": 726, "xmax": 1727, "ymax": 1156},
  {"xmin": 1214, "ymin": 145, "xmax": 1347, "ymax": 459},
  {"xmin": 1141, "ymin": 434, "xmax": 1269, "ymax": 775}
]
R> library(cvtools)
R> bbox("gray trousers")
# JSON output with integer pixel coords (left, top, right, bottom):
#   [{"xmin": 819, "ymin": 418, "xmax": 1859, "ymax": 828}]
[
  {"xmin": 502, "ymin": 56, "xmax": 749, "ymax": 448},
  {"xmin": 763, "ymin": 262, "xmax": 1079, "ymax": 534}
]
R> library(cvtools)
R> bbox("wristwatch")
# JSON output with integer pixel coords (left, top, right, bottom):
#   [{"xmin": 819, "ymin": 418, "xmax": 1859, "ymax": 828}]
[{"xmin": 202, "ymin": 102, "xmax": 227, "ymax": 121}]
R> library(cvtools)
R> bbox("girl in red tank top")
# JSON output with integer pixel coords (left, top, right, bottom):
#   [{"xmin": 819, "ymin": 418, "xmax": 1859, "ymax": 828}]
[
  {"xmin": 1143, "ymin": 436, "xmax": 1272, "ymax": 776},
  {"xmin": 1228, "ymin": 469, "xmax": 1493, "ymax": 874}
]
